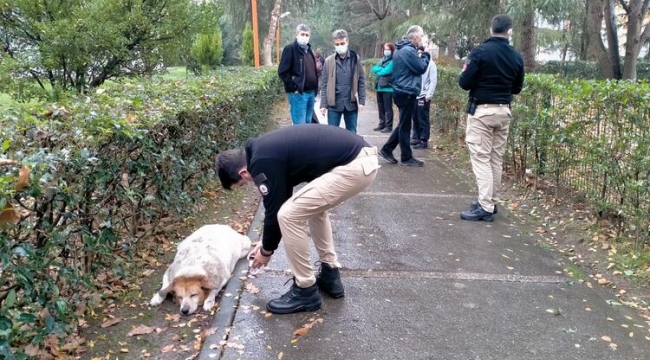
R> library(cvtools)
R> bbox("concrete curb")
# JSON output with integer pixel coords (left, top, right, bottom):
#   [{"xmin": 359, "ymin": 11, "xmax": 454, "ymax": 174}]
[{"xmin": 198, "ymin": 202, "xmax": 264, "ymax": 360}]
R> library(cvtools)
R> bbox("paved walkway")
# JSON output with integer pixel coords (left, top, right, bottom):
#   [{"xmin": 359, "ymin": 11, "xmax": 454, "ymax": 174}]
[{"xmin": 200, "ymin": 98, "xmax": 650, "ymax": 360}]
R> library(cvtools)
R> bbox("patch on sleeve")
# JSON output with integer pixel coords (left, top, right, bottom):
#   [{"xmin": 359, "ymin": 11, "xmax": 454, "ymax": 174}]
[
  {"xmin": 253, "ymin": 173, "xmax": 267, "ymax": 186},
  {"xmin": 462, "ymin": 59, "xmax": 470, "ymax": 72},
  {"xmin": 258, "ymin": 184, "xmax": 269, "ymax": 196}
]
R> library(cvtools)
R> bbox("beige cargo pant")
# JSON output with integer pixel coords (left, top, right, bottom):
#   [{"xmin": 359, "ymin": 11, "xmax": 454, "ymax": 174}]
[
  {"xmin": 465, "ymin": 104, "xmax": 512, "ymax": 213},
  {"xmin": 277, "ymin": 147, "xmax": 380, "ymax": 288}
]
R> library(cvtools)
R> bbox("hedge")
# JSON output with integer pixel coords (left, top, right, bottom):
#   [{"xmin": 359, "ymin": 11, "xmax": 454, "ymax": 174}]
[
  {"xmin": 534, "ymin": 60, "xmax": 650, "ymax": 80},
  {"xmin": 0, "ymin": 67, "xmax": 282, "ymax": 358},
  {"xmin": 431, "ymin": 67, "xmax": 650, "ymax": 245}
]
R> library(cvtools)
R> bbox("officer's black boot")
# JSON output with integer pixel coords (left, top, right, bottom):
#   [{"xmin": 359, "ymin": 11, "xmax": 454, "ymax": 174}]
[
  {"xmin": 316, "ymin": 263, "xmax": 345, "ymax": 298},
  {"xmin": 266, "ymin": 279, "xmax": 322, "ymax": 314}
]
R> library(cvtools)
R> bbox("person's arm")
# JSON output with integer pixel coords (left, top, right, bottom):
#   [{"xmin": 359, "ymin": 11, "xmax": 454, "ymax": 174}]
[
  {"xmin": 278, "ymin": 46, "xmax": 296, "ymax": 91},
  {"xmin": 250, "ymin": 159, "xmax": 289, "ymax": 252},
  {"xmin": 425, "ymin": 62, "xmax": 437, "ymax": 101},
  {"xmin": 512, "ymin": 57, "xmax": 525, "ymax": 94},
  {"xmin": 459, "ymin": 48, "xmax": 481, "ymax": 91},
  {"xmin": 357, "ymin": 55, "xmax": 366, "ymax": 106},
  {"xmin": 373, "ymin": 60, "xmax": 393, "ymax": 76},
  {"xmin": 320, "ymin": 59, "xmax": 329, "ymax": 108},
  {"xmin": 403, "ymin": 49, "xmax": 428, "ymax": 75}
]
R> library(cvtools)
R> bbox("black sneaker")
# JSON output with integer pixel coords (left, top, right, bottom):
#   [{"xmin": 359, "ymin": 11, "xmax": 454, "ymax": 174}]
[
  {"xmin": 316, "ymin": 262, "xmax": 344, "ymax": 298},
  {"xmin": 400, "ymin": 158, "xmax": 424, "ymax": 167},
  {"xmin": 380, "ymin": 127, "xmax": 392, "ymax": 133},
  {"xmin": 379, "ymin": 149, "xmax": 398, "ymax": 164},
  {"xmin": 413, "ymin": 141, "xmax": 428, "ymax": 149},
  {"xmin": 410, "ymin": 139, "xmax": 421, "ymax": 145},
  {"xmin": 373, "ymin": 126, "xmax": 385, "ymax": 131},
  {"xmin": 471, "ymin": 200, "xmax": 498, "ymax": 214},
  {"xmin": 266, "ymin": 279, "xmax": 322, "ymax": 314},
  {"xmin": 460, "ymin": 207, "xmax": 494, "ymax": 222}
]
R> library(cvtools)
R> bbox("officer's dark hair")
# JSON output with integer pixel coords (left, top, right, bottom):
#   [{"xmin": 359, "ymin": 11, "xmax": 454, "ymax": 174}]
[
  {"xmin": 216, "ymin": 149, "xmax": 246, "ymax": 190},
  {"xmin": 491, "ymin": 14, "xmax": 513, "ymax": 35}
]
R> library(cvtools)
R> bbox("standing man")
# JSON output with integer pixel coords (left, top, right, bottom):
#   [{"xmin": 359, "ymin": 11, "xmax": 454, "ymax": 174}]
[
  {"xmin": 278, "ymin": 24, "xmax": 319, "ymax": 125},
  {"xmin": 379, "ymin": 26, "xmax": 430, "ymax": 167},
  {"xmin": 320, "ymin": 29, "xmax": 366, "ymax": 133},
  {"xmin": 411, "ymin": 45, "xmax": 437, "ymax": 149},
  {"xmin": 459, "ymin": 14, "xmax": 524, "ymax": 222},
  {"xmin": 216, "ymin": 124, "xmax": 380, "ymax": 314}
]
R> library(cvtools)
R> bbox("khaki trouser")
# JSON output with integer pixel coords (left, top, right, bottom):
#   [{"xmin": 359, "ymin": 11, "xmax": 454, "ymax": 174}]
[
  {"xmin": 465, "ymin": 104, "xmax": 512, "ymax": 213},
  {"xmin": 277, "ymin": 147, "xmax": 380, "ymax": 288}
]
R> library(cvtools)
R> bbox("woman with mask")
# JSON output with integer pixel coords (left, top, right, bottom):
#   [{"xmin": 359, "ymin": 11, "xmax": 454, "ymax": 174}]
[{"xmin": 372, "ymin": 43, "xmax": 396, "ymax": 132}]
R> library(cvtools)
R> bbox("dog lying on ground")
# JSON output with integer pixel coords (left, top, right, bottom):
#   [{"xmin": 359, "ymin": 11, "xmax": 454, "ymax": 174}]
[{"xmin": 149, "ymin": 224, "xmax": 251, "ymax": 315}]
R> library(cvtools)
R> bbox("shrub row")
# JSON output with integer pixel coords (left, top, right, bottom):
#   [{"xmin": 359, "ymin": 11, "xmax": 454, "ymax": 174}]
[
  {"xmin": 534, "ymin": 60, "xmax": 650, "ymax": 80},
  {"xmin": 0, "ymin": 67, "xmax": 283, "ymax": 358},
  {"xmin": 431, "ymin": 68, "xmax": 650, "ymax": 245}
]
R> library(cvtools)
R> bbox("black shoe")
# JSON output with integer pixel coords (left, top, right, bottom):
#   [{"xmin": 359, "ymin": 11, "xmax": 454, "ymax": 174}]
[
  {"xmin": 460, "ymin": 207, "xmax": 494, "ymax": 222},
  {"xmin": 316, "ymin": 263, "xmax": 344, "ymax": 298},
  {"xmin": 471, "ymin": 200, "xmax": 498, "ymax": 214},
  {"xmin": 266, "ymin": 279, "xmax": 322, "ymax": 314},
  {"xmin": 379, "ymin": 149, "xmax": 398, "ymax": 164},
  {"xmin": 400, "ymin": 158, "xmax": 424, "ymax": 167},
  {"xmin": 380, "ymin": 127, "xmax": 392, "ymax": 133},
  {"xmin": 373, "ymin": 126, "xmax": 385, "ymax": 131},
  {"xmin": 410, "ymin": 139, "xmax": 421, "ymax": 145},
  {"xmin": 413, "ymin": 141, "xmax": 428, "ymax": 149}
]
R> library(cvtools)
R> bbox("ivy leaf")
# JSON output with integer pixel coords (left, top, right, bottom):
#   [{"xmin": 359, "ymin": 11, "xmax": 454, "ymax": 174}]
[{"xmin": 5, "ymin": 290, "xmax": 16, "ymax": 308}]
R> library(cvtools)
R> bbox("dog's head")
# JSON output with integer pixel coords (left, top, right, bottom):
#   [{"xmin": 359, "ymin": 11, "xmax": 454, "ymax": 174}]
[{"xmin": 162, "ymin": 275, "xmax": 217, "ymax": 315}]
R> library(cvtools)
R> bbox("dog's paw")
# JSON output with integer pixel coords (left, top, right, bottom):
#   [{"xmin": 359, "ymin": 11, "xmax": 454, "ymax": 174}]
[
  {"xmin": 203, "ymin": 297, "xmax": 216, "ymax": 311},
  {"xmin": 150, "ymin": 293, "xmax": 165, "ymax": 307}
]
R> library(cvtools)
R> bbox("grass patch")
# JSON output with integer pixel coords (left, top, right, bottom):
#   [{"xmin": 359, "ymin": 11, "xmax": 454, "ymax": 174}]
[
  {"xmin": 565, "ymin": 262, "xmax": 586, "ymax": 280},
  {"xmin": 612, "ymin": 247, "xmax": 650, "ymax": 287}
]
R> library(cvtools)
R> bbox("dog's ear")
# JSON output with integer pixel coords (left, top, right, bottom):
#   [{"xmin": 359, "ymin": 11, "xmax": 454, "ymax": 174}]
[
  {"xmin": 159, "ymin": 278, "xmax": 176, "ymax": 296},
  {"xmin": 201, "ymin": 277, "xmax": 218, "ymax": 290}
]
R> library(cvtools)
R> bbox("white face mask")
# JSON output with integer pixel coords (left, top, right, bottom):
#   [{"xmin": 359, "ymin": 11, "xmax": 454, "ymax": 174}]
[
  {"xmin": 384, "ymin": 50, "xmax": 391, "ymax": 57},
  {"xmin": 335, "ymin": 44, "xmax": 348, "ymax": 55},
  {"xmin": 297, "ymin": 35, "xmax": 309, "ymax": 46}
]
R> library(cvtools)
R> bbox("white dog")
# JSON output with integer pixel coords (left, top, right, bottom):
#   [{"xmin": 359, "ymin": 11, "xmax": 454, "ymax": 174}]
[{"xmin": 149, "ymin": 224, "xmax": 251, "ymax": 315}]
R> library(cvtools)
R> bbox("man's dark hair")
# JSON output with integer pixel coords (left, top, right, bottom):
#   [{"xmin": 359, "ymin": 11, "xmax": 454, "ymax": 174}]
[
  {"xmin": 216, "ymin": 149, "xmax": 246, "ymax": 190},
  {"xmin": 417, "ymin": 45, "xmax": 426, "ymax": 52},
  {"xmin": 491, "ymin": 14, "xmax": 513, "ymax": 35}
]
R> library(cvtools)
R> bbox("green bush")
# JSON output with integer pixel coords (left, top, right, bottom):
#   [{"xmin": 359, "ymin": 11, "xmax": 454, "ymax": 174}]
[
  {"xmin": 534, "ymin": 60, "xmax": 650, "ymax": 80},
  {"xmin": 191, "ymin": 28, "xmax": 225, "ymax": 70},
  {"xmin": 241, "ymin": 22, "xmax": 255, "ymax": 66},
  {"xmin": 432, "ymin": 67, "xmax": 650, "ymax": 245},
  {"xmin": 0, "ymin": 67, "xmax": 282, "ymax": 357}
]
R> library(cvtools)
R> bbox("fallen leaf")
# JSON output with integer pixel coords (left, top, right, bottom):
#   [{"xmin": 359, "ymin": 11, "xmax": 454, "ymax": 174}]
[
  {"xmin": 278, "ymin": 352, "xmax": 284, "ymax": 359},
  {"xmin": 200, "ymin": 327, "xmax": 217, "ymax": 340},
  {"xmin": 612, "ymin": 270, "xmax": 623, "ymax": 275},
  {"xmin": 101, "ymin": 317, "xmax": 122, "ymax": 328},
  {"xmin": 165, "ymin": 313, "xmax": 182, "ymax": 322},
  {"xmin": 629, "ymin": 332, "xmax": 634, "ymax": 337},
  {"xmin": 128, "ymin": 325, "xmax": 155, "ymax": 336},
  {"xmin": 609, "ymin": 343, "xmax": 617, "ymax": 350},
  {"xmin": 264, "ymin": 313, "xmax": 272, "ymax": 318},
  {"xmin": 598, "ymin": 278, "xmax": 611, "ymax": 286},
  {"xmin": 601, "ymin": 336, "xmax": 612, "ymax": 342},
  {"xmin": 0, "ymin": 200, "xmax": 19, "ymax": 225},
  {"xmin": 161, "ymin": 344, "xmax": 175, "ymax": 353},
  {"xmin": 16, "ymin": 166, "xmax": 30, "ymax": 190},
  {"xmin": 120, "ymin": 348, "xmax": 129, "ymax": 353},
  {"xmin": 293, "ymin": 327, "xmax": 309, "ymax": 337}
]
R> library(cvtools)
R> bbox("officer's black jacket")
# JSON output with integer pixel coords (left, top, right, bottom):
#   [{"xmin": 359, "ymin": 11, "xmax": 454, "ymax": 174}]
[
  {"xmin": 459, "ymin": 37, "xmax": 525, "ymax": 105},
  {"xmin": 245, "ymin": 124, "xmax": 368, "ymax": 252}
]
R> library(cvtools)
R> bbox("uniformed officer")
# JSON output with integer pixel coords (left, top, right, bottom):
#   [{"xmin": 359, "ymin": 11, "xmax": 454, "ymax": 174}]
[
  {"xmin": 216, "ymin": 124, "xmax": 380, "ymax": 314},
  {"xmin": 459, "ymin": 14, "xmax": 525, "ymax": 222}
]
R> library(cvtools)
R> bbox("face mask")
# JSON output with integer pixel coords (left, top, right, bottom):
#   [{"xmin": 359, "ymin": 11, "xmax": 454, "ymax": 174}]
[
  {"xmin": 297, "ymin": 36, "xmax": 309, "ymax": 46},
  {"xmin": 335, "ymin": 44, "xmax": 348, "ymax": 54},
  {"xmin": 383, "ymin": 50, "xmax": 391, "ymax": 57}
]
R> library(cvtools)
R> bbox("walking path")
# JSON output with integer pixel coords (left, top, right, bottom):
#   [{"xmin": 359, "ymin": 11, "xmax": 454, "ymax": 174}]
[{"xmin": 199, "ymin": 98, "xmax": 650, "ymax": 360}]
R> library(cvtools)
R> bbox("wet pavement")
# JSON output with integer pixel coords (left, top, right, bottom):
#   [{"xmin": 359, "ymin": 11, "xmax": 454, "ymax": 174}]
[{"xmin": 199, "ymin": 99, "xmax": 650, "ymax": 360}]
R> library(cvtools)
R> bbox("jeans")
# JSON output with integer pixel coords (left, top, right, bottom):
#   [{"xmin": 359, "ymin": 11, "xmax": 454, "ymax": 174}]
[
  {"xmin": 288, "ymin": 91, "xmax": 316, "ymax": 125},
  {"xmin": 382, "ymin": 91, "xmax": 417, "ymax": 161},
  {"xmin": 327, "ymin": 109, "xmax": 359, "ymax": 133},
  {"xmin": 412, "ymin": 97, "xmax": 431, "ymax": 141}
]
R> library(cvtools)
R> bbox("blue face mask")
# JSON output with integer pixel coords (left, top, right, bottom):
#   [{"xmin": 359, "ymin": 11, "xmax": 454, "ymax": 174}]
[{"xmin": 384, "ymin": 50, "xmax": 391, "ymax": 57}]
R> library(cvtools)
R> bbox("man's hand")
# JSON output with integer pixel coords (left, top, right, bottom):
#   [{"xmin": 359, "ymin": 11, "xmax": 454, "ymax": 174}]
[
  {"xmin": 248, "ymin": 242, "xmax": 271, "ymax": 269},
  {"xmin": 320, "ymin": 107, "xmax": 327, "ymax": 116},
  {"xmin": 359, "ymin": 104, "xmax": 364, "ymax": 112}
]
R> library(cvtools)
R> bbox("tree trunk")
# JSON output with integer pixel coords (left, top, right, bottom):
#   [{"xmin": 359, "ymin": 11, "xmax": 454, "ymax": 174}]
[
  {"xmin": 587, "ymin": 0, "xmax": 616, "ymax": 78},
  {"xmin": 604, "ymin": 0, "xmax": 622, "ymax": 79},
  {"xmin": 447, "ymin": 31, "xmax": 458, "ymax": 59},
  {"xmin": 262, "ymin": 0, "xmax": 282, "ymax": 66},
  {"xmin": 621, "ymin": 0, "xmax": 650, "ymax": 79},
  {"xmin": 520, "ymin": 12, "xmax": 536, "ymax": 71}
]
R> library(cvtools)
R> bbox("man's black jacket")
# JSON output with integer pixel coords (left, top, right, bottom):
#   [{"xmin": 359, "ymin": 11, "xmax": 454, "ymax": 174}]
[
  {"xmin": 278, "ymin": 40, "xmax": 318, "ymax": 94},
  {"xmin": 459, "ymin": 37, "xmax": 524, "ymax": 105}
]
